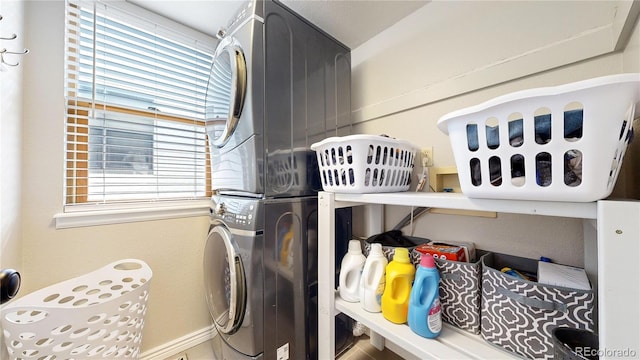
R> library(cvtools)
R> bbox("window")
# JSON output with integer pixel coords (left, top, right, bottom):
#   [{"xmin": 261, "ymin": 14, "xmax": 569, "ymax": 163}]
[{"xmin": 64, "ymin": 0, "xmax": 215, "ymax": 207}]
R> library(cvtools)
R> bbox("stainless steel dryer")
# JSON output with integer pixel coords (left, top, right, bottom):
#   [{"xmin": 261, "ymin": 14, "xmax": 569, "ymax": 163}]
[
  {"xmin": 205, "ymin": 0, "xmax": 351, "ymax": 198},
  {"xmin": 204, "ymin": 195, "xmax": 323, "ymax": 360}
]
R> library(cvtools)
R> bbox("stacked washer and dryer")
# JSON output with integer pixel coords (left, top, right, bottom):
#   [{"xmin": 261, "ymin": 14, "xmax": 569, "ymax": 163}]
[{"xmin": 202, "ymin": 1, "xmax": 353, "ymax": 359}]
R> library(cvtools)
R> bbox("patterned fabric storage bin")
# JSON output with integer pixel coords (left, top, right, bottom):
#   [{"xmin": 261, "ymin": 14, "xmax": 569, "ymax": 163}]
[
  {"xmin": 413, "ymin": 250, "xmax": 490, "ymax": 334},
  {"xmin": 481, "ymin": 253, "xmax": 595, "ymax": 360}
]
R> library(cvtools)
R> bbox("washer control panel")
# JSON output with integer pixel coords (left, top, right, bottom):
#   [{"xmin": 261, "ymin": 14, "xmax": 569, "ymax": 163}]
[{"xmin": 210, "ymin": 196, "xmax": 261, "ymax": 230}]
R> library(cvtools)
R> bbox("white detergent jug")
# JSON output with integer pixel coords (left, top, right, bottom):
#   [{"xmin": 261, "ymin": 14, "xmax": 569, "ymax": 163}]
[
  {"xmin": 359, "ymin": 243, "xmax": 388, "ymax": 312},
  {"xmin": 339, "ymin": 240, "xmax": 366, "ymax": 302}
]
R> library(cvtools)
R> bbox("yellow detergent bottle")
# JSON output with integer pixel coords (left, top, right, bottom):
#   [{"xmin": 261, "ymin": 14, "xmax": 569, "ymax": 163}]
[
  {"xmin": 280, "ymin": 227, "xmax": 294, "ymax": 266},
  {"xmin": 381, "ymin": 248, "xmax": 416, "ymax": 324}
]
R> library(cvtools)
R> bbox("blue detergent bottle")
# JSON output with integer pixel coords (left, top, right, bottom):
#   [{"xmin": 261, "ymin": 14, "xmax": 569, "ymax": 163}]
[{"xmin": 407, "ymin": 254, "xmax": 442, "ymax": 338}]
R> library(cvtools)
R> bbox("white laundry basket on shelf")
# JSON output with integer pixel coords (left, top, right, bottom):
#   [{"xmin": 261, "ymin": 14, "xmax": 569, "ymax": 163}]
[
  {"xmin": 1, "ymin": 259, "xmax": 152, "ymax": 360},
  {"xmin": 311, "ymin": 134, "xmax": 418, "ymax": 193},
  {"xmin": 437, "ymin": 73, "xmax": 640, "ymax": 202}
]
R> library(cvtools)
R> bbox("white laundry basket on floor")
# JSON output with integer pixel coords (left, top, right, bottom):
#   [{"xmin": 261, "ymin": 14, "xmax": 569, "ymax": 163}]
[{"xmin": 1, "ymin": 259, "xmax": 152, "ymax": 360}]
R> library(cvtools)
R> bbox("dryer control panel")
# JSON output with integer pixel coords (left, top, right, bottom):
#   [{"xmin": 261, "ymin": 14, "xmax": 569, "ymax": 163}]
[{"xmin": 226, "ymin": 0, "xmax": 264, "ymax": 35}]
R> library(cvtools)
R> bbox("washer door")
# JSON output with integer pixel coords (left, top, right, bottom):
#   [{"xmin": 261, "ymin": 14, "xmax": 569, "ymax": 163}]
[
  {"xmin": 205, "ymin": 36, "xmax": 247, "ymax": 148},
  {"xmin": 203, "ymin": 223, "xmax": 247, "ymax": 335}
]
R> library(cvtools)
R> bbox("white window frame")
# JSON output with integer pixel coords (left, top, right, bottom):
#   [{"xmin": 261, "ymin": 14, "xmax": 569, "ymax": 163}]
[{"xmin": 56, "ymin": 0, "xmax": 216, "ymax": 228}]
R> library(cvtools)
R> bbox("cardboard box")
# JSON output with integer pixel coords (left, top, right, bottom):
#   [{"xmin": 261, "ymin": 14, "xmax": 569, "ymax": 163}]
[{"xmin": 414, "ymin": 243, "xmax": 466, "ymax": 262}]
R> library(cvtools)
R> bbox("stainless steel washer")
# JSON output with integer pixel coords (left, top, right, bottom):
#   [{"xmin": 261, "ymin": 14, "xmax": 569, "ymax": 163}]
[
  {"xmin": 204, "ymin": 195, "xmax": 264, "ymax": 359},
  {"xmin": 205, "ymin": 194, "xmax": 328, "ymax": 359}
]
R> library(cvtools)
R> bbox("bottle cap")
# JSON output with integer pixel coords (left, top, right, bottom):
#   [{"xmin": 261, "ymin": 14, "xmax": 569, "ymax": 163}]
[
  {"xmin": 392, "ymin": 248, "xmax": 410, "ymax": 263},
  {"xmin": 420, "ymin": 254, "xmax": 436, "ymax": 268},
  {"xmin": 370, "ymin": 243, "xmax": 384, "ymax": 256},
  {"xmin": 348, "ymin": 240, "xmax": 362, "ymax": 254}
]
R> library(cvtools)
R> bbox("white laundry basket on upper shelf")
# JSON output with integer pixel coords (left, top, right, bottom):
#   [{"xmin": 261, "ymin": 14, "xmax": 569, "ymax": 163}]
[
  {"xmin": 311, "ymin": 134, "xmax": 418, "ymax": 193},
  {"xmin": 437, "ymin": 73, "xmax": 640, "ymax": 202},
  {"xmin": 1, "ymin": 259, "xmax": 152, "ymax": 360}
]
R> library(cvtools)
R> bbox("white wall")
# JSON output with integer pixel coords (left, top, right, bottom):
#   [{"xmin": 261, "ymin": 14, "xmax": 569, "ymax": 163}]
[
  {"xmin": 350, "ymin": 1, "xmax": 640, "ymax": 267},
  {"xmin": 0, "ymin": 0, "xmax": 24, "ymax": 276},
  {"xmin": 0, "ymin": 2, "xmax": 25, "ymax": 358},
  {"xmin": 16, "ymin": 1, "xmax": 212, "ymax": 354}
]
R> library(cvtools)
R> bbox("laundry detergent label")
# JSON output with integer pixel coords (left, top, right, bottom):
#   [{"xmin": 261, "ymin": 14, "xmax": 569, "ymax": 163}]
[
  {"xmin": 375, "ymin": 276, "xmax": 386, "ymax": 305},
  {"xmin": 428, "ymin": 298, "xmax": 442, "ymax": 333},
  {"xmin": 277, "ymin": 343, "xmax": 289, "ymax": 360}
]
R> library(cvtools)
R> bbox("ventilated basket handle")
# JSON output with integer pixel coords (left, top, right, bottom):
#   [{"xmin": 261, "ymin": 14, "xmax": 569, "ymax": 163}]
[
  {"xmin": 110, "ymin": 259, "xmax": 149, "ymax": 272},
  {"xmin": 108, "ymin": 258, "xmax": 152, "ymax": 278},
  {"xmin": 441, "ymin": 273, "xmax": 463, "ymax": 282},
  {"xmin": 497, "ymin": 287, "xmax": 567, "ymax": 313},
  {"xmin": 1, "ymin": 305, "xmax": 51, "ymax": 326}
]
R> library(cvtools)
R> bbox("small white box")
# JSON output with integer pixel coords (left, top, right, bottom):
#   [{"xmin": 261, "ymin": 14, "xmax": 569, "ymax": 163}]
[{"xmin": 538, "ymin": 261, "xmax": 591, "ymax": 290}]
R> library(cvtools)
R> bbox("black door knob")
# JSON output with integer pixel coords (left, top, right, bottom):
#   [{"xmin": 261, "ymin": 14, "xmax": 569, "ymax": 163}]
[{"xmin": 0, "ymin": 268, "xmax": 21, "ymax": 304}]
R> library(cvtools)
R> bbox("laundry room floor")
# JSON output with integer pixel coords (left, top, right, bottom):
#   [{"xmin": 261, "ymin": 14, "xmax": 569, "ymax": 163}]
[
  {"xmin": 174, "ymin": 334, "xmax": 405, "ymax": 360},
  {"xmin": 337, "ymin": 336, "xmax": 404, "ymax": 360}
]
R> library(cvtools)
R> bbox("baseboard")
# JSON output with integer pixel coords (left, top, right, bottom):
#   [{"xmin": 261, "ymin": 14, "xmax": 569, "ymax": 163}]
[{"xmin": 139, "ymin": 325, "xmax": 217, "ymax": 360}]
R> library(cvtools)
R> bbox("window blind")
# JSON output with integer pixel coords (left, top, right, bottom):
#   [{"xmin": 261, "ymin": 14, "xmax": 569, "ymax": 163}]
[{"xmin": 64, "ymin": 0, "xmax": 215, "ymax": 207}]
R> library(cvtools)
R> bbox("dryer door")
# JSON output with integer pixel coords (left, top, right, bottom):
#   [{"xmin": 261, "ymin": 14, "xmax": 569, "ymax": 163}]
[
  {"xmin": 204, "ymin": 223, "xmax": 247, "ymax": 335},
  {"xmin": 205, "ymin": 36, "xmax": 247, "ymax": 148}
]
